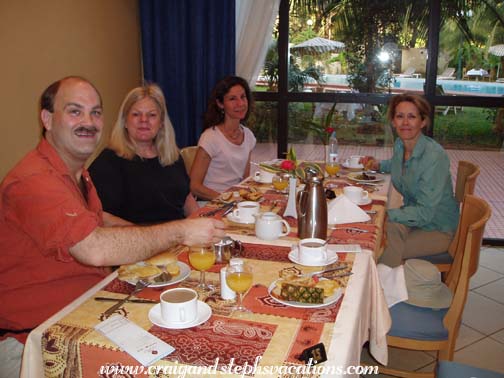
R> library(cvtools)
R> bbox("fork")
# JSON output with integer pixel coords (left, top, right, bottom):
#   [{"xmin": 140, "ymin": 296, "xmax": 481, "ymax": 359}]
[{"xmin": 103, "ymin": 279, "xmax": 150, "ymax": 316}]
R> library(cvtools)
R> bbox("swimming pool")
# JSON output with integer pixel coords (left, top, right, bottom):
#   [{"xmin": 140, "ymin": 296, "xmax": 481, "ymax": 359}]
[{"xmin": 324, "ymin": 74, "xmax": 504, "ymax": 96}]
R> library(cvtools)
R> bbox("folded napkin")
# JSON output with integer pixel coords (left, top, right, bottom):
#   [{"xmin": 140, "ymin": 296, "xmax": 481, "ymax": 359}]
[
  {"xmin": 327, "ymin": 195, "xmax": 371, "ymax": 224},
  {"xmin": 377, "ymin": 263, "xmax": 409, "ymax": 308}
]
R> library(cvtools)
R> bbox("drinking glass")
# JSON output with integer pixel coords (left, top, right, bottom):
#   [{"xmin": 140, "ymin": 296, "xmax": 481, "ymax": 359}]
[
  {"xmin": 188, "ymin": 245, "xmax": 216, "ymax": 293},
  {"xmin": 272, "ymin": 173, "xmax": 289, "ymax": 193},
  {"xmin": 325, "ymin": 155, "xmax": 340, "ymax": 178},
  {"xmin": 225, "ymin": 263, "xmax": 253, "ymax": 314}
]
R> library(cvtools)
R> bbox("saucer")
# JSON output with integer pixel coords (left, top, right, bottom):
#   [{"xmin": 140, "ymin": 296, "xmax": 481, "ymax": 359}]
[
  {"xmin": 343, "ymin": 163, "xmax": 363, "ymax": 170},
  {"xmin": 226, "ymin": 213, "xmax": 256, "ymax": 224},
  {"xmin": 351, "ymin": 197, "xmax": 372, "ymax": 206},
  {"xmin": 288, "ymin": 248, "xmax": 338, "ymax": 267},
  {"xmin": 148, "ymin": 301, "xmax": 212, "ymax": 329},
  {"xmin": 254, "ymin": 176, "xmax": 273, "ymax": 184}
]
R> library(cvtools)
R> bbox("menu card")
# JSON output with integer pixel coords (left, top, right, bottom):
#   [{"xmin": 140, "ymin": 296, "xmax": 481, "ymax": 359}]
[{"xmin": 95, "ymin": 315, "xmax": 175, "ymax": 366}]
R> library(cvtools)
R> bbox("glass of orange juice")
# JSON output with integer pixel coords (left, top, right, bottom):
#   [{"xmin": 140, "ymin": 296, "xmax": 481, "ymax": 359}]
[
  {"xmin": 325, "ymin": 154, "xmax": 340, "ymax": 178},
  {"xmin": 226, "ymin": 263, "xmax": 253, "ymax": 313},
  {"xmin": 188, "ymin": 245, "xmax": 216, "ymax": 293},
  {"xmin": 272, "ymin": 173, "xmax": 289, "ymax": 193}
]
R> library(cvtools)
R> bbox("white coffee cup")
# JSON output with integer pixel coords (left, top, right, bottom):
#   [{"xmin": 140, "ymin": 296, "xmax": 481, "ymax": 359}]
[
  {"xmin": 160, "ymin": 288, "xmax": 198, "ymax": 324},
  {"xmin": 254, "ymin": 169, "xmax": 275, "ymax": 183},
  {"xmin": 343, "ymin": 186, "xmax": 369, "ymax": 204},
  {"xmin": 232, "ymin": 201, "xmax": 260, "ymax": 222},
  {"xmin": 255, "ymin": 212, "xmax": 291, "ymax": 241},
  {"xmin": 298, "ymin": 238, "xmax": 328, "ymax": 265},
  {"xmin": 346, "ymin": 155, "xmax": 363, "ymax": 168}
]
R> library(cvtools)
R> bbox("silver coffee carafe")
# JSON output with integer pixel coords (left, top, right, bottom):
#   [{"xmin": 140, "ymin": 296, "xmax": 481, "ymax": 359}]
[{"xmin": 296, "ymin": 166, "xmax": 327, "ymax": 240}]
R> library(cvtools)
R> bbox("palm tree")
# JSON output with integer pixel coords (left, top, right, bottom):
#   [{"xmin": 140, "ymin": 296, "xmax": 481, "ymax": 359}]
[{"xmin": 290, "ymin": 0, "xmax": 504, "ymax": 92}]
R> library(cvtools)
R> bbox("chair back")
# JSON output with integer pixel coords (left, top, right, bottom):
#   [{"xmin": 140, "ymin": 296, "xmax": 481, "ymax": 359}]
[
  {"xmin": 448, "ymin": 161, "xmax": 480, "ymax": 258},
  {"xmin": 439, "ymin": 67, "xmax": 455, "ymax": 78},
  {"xmin": 180, "ymin": 146, "xmax": 198, "ymax": 175},
  {"xmin": 443, "ymin": 196, "xmax": 491, "ymax": 338},
  {"xmin": 454, "ymin": 161, "xmax": 480, "ymax": 203}
]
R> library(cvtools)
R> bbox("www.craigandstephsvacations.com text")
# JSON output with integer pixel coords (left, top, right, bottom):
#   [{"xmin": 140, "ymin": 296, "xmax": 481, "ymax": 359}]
[{"xmin": 99, "ymin": 357, "xmax": 379, "ymax": 377}]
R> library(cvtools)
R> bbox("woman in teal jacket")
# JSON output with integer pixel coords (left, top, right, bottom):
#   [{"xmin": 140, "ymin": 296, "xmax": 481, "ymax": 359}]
[{"xmin": 362, "ymin": 93, "xmax": 459, "ymax": 267}]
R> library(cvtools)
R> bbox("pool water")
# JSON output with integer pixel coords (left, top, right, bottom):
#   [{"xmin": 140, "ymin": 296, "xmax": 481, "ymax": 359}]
[{"xmin": 324, "ymin": 74, "xmax": 504, "ymax": 96}]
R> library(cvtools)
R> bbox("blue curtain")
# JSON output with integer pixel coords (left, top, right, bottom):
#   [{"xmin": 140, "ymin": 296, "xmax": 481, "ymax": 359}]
[{"xmin": 140, "ymin": 0, "xmax": 235, "ymax": 147}]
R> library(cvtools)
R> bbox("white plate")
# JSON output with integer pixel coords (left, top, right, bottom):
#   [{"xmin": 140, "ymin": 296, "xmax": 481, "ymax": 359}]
[
  {"xmin": 351, "ymin": 197, "xmax": 372, "ymax": 206},
  {"xmin": 347, "ymin": 172, "xmax": 385, "ymax": 183},
  {"xmin": 268, "ymin": 280, "xmax": 343, "ymax": 308},
  {"xmin": 253, "ymin": 176, "xmax": 272, "ymax": 184},
  {"xmin": 342, "ymin": 163, "xmax": 363, "ymax": 170},
  {"xmin": 226, "ymin": 213, "xmax": 256, "ymax": 224},
  {"xmin": 148, "ymin": 301, "xmax": 212, "ymax": 329},
  {"xmin": 288, "ymin": 248, "xmax": 338, "ymax": 267},
  {"xmin": 125, "ymin": 262, "xmax": 191, "ymax": 288}
]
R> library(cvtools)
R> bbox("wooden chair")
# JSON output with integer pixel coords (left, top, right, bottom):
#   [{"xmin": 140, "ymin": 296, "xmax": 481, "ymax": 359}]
[
  {"xmin": 375, "ymin": 195, "xmax": 491, "ymax": 378},
  {"xmin": 180, "ymin": 146, "xmax": 198, "ymax": 175},
  {"xmin": 416, "ymin": 161, "xmax": 480, "ymax": 272}
]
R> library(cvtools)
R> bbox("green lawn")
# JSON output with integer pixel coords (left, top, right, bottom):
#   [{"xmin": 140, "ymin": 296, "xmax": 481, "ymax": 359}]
[
  {"xmin": 251, "ymin": 100, "xmax": 502, "ymax": 150},
  {"xmin": 433, "ymin": 107, "xmax": 502, "ymax": 150}
]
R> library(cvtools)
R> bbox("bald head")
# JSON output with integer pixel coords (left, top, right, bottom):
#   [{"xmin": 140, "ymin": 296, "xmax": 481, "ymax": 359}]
[{"xmin": 40, "ymin": 76, "xmax": 102, "ymax": 136}]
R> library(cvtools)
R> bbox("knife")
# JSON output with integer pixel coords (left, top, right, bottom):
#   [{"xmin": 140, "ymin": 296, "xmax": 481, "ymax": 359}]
[
  {"xmin": 95, "ymin": 297, "xmax": 158, "ymax": 304},
  {"xmin": 312, "ymin": 264, "xmax": 349, "ymax": 276},
  {"xmin": 199, "ymin": 202, "xmax": 235, "ymax": 217},
  {"xmin": 314, "ymin": 271, "xmax": 353, "ymax": 279}
]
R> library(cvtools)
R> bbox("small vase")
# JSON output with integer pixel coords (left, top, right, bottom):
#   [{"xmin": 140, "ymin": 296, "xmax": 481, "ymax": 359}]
[
  {"xmin": 283, "ymin": 176, "xmax": 297, "ymax": 218},
  {"xmin": 324, "ymin": 145, "xmax": 329, "ymax": 163}
]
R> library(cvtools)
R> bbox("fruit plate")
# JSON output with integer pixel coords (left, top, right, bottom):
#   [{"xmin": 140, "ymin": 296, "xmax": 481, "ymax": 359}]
[
  {"xmin": 347, "ymin": 172, "xmax": 385, "ymax": 183},
  {"xmin": 268, "ymin": 279, "xmax": 342, "ymax": 308}
]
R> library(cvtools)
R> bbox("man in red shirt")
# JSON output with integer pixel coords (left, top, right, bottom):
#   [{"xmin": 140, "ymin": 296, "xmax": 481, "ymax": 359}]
[{"xmin": 0, "ymin": 76, "xmax": 225, "ymax": 376}]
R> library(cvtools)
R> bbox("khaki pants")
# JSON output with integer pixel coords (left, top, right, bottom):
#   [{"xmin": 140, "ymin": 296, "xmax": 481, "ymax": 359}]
[{"xmin": 379, "ymin": 222, "xmax": 454, "ymax": 267}]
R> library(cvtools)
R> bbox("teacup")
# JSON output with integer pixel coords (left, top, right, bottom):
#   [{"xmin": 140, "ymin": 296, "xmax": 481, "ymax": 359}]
[
  {"xmin": 232, "ymin": 201, "xmax": 260, "ymax": 222},
  {"xmin": 160, "ymin": 288, "xmax": 198, "ymax": 324},
  {"xmin": 298, "ymin": 238, "xmax": 328, "ymax": 265},
  {"xmin": 344, "ymin": 186, "xmax": 369, "ymax": 204},
  {"xmin": 345, "ymin": 155, "xmax": 363, "ymax": 168},
  {"xmin": 255, "ymin": 212, "xmax": 291, "ymax": 241},
  {"xmin": 254, "ymin": 169, "xmax": 275, "ymax": 183}
]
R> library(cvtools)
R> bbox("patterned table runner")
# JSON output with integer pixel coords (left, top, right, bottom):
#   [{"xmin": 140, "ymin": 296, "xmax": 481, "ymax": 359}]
[{"xmin": 41, "ymin": 249, "xmax": 355, "ymax": 377}]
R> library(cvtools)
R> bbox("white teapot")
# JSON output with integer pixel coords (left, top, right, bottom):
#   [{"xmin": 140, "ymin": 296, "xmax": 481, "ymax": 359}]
[{"xmin": 255, "ymin": 212, "xmax": 291, "ymax": 241}]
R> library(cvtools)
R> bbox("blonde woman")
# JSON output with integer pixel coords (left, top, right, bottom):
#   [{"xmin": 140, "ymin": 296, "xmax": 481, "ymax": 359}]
[{"xmin": 89, "ymin": 84, "xmax": 198, "ymax": 223}]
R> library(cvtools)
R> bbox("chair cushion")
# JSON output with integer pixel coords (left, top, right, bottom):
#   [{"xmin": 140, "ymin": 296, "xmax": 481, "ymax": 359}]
[
  {"xmin": 388, "ymin": 302, "xmax": 448, "ymax": 341},
  {"xmin": 417, "ymin": 252, "xmax": 454, "ymax": 265},
  {"xmin": 437, "ymin": 361, "xmax": 504, "ymax": 378}
]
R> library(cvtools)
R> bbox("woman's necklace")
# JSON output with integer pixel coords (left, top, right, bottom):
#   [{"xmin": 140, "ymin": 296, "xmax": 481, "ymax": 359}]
[{"xmin": 221, "ymin": 126, "xmax": 243, "ymax": 143}]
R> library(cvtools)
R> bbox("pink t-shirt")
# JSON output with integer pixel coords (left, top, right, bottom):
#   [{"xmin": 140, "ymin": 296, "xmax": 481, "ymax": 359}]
[{"xmin": 198, "ymin": 125, "xmax": 256, "ymax": 193}]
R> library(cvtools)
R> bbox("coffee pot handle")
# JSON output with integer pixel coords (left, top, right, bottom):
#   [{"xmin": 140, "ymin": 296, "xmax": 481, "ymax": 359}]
[{"xmin": 296, "ymin": 190, "xmax": 307, "ymax": 217}]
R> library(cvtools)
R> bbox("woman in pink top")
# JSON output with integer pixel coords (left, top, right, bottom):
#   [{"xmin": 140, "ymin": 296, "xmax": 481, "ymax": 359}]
[{"xmin": 190, "ymin": 76, "xmax": 256, "ymax": 200}]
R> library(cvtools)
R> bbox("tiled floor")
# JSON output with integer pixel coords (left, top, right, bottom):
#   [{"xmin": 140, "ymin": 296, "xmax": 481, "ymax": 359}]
[
  {"xmin": 252, "ymin": 143, "xmax": 504, "ymax": 239},
  {"xmin": 360, "ymin": 246, "xmax": 504, "ymax": 377}
]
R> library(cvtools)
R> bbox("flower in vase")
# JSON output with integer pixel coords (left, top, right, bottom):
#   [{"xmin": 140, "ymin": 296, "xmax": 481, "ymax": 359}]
[
  {"xmin": 307, "ymin": 103, "xmax": 338, "ymax": 145},
  {"xmin": 259, "ymin": 147, "xmax": 323, "ymax": 180}
]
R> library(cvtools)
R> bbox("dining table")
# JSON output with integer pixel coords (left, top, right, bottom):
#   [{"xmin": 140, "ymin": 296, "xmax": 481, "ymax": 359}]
[{"xmin": 21, "ymin": 165, "xmax": 392, "ymax": 378}]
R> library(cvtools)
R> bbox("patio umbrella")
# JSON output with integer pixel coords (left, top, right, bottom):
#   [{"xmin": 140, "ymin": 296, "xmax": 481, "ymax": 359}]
[
  {"xmin": 489, "ymin": 44, "xmax": 504, "ymax": 77},
  {"xmin": 291, "ymin": 37, "xmax": 345, "ymax": 56}
]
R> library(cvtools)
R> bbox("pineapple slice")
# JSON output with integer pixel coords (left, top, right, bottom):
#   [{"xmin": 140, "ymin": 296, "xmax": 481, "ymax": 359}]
[{"xmin": 280, "ymin": 283, "xmax": 324, "ymax": 304}]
